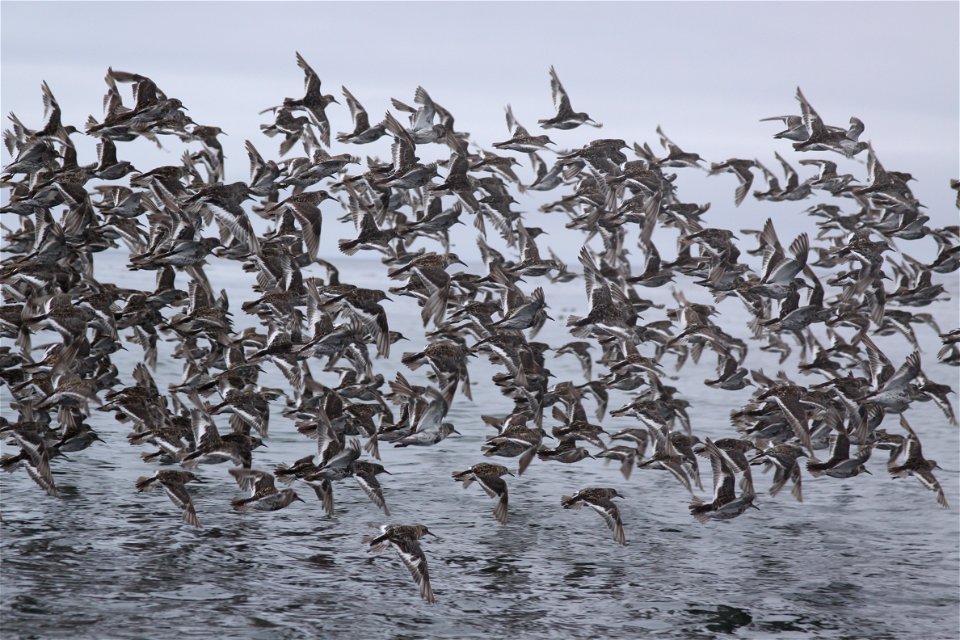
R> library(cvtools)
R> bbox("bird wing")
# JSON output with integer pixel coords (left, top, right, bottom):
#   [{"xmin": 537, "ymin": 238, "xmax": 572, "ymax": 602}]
[
  {"xmin": 354, "ymin": 469, "xmax": 390, "ymax": 515},
  {"xmin": 392, "ymin": 538, "xmax": 435, "ymax": 603},
  {"xmin": 881, "ymin": 351, "xmax": 921, "ymax": 392},
  {"xmin": 162, "ymin": 481, "xmax": 201, "ymax": 527},
  {"xmin": 914, "ymin": 468, "xmax": 949, "ymax": 508},
  {"xmin": 341, "ymin": 86, "xmax": 369, "ymax": 129},
  {"xmin": 548, "ymin": 66, "xmax": 568, "ymax": 108},
  {"xmin": 295, "ymin": 52, "xmax": 322, "ymax": 99},
  {"xmin": 586, "ymin": 500, "xmax": 626, "ymax": 544}
]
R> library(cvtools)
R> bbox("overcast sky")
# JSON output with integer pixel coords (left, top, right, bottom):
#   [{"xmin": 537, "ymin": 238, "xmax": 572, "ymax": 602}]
[{"xmin": 3, "ymin": 1, "xmax": 958, "ymax": 261}]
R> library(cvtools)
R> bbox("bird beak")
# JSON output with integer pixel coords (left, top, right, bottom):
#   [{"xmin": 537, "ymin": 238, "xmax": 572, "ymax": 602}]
[
  {"xmin": 452, "ymin": 428, "xmax": 462, "ymax": 436},
  {"xmin": 750, "ymin": 503, "xmax": 761, "ymax": 510},
  {"xmin": 506, "ymin": 471, "xmax": 515, "ymax": 477}
]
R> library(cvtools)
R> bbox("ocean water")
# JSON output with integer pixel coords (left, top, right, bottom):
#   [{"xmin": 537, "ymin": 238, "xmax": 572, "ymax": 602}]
[{"xmin": 1, "ymin": 251, "xmax": 958, "ymax": 640}]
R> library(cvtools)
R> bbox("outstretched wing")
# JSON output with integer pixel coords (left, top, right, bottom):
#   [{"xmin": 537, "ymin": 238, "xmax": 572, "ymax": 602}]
[{"xmin": 392, "ymin": 538, "xmax": 435, "ymax": 603}]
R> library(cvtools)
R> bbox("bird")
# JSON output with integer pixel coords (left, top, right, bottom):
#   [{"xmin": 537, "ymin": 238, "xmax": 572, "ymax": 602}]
[
  {"xmin": 709, "ymin": 158, "xmax": 757, "ymax": 207},
  {"xmin": 229, "ymin": 468, "xmax": 304, "ymax": 512},
  {"xmin": 806, "ymin": 411, "xmax": 872, "ymax": 479},
  {"xmin": 393, "ymin": 421, "xmax": 460, "ymax": 447},
  {"xmin": 637, "ymin": 424, "xmax": 698, "ymax": 496},
  {"xmin": 538, "ymin": 66, "xmax": 602, "ymax": 130},
  {"xmin": 561, "ymin": 488, "xmax": 626, "ymax": 544},
  {"xmin": 452, "ymin": 463, "xmax": 513, "ymax": 524},
  {"xmin": 336, "ymin": 86, "xmax": 387, "ymax": 145},
  {"xmin": 750, "ymin": 443, "xmax": 808, "ymax": 502},
  {"xmin": 267, "ymin": 52, "xmax": 339, "ymax": 147},
  {"xmin": 363, "ymin": 524, "xmax": 438, "ymax": 603},
  {"xmin": 689, "ymin": 438, "xmax": 759, "ymax": 523},
  {"xmin": 135, "ymin": 470, "xmax": 203, "ymax": 527},
  {"xmin": 1, "ymin": 58, "xmax": 956, "ymax": 613},
  {"xmin": 490, "ymin": 286, "xmax": 551, "ymax": 332},
  {"xmin": 494, "ymin": 105, "xmax": 555, "ymax": 152},
  {"xmin": 555, "ymin": 341, "xmax": 594, "ymax": 380},
  {"xmin": 888, "ymin": 416, "xmax": 949, "ymax": 507}
]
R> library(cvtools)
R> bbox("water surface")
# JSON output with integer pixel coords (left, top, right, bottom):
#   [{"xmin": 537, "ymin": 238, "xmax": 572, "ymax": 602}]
[{"xmin": 2, "ymin": 254, "xmax": 958, "ymax": 639}]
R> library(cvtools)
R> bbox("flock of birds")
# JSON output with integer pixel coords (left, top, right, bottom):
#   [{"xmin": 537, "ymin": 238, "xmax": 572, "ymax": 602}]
[{"xmin": 2, "ymin": 54, "xmax": 958, "ymax": 604}]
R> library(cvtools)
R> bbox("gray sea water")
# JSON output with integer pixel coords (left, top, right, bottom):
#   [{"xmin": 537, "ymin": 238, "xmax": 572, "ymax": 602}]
[{"xmin": 2, "ymin": 252, "xmax": 958, "ymax": 640}]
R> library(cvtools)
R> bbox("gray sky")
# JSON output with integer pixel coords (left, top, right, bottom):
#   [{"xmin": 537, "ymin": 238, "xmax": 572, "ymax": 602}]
[{"xmin": 3, "ymin": 1, "xmax": 958, "ymax": 260}]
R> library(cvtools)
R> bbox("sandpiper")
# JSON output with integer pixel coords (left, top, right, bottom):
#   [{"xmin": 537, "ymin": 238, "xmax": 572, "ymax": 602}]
[
  {"xmin": 229, "ymin": 468, "xmax": 304, "ymax": 512},
  {"xmin": 363, "ymin": 524, "xmax": 438, "ymax": 604},
  {"xmin": 452, "ymin": 463, "xmax": 513, "ymax": 524},
  {"xmin": 538, "ymin": 66, "xmax": 602, "ymax": 130},
  {"xmin": 561, "ymin": 487, "xmax": 626, "ymax": 545},
  {"xmin": 889, "ymin": 416, "xmax": 949, "ymax": 507},
  {"xmin": 690, "ymin": 438, "xmax": 759, "ymax": 523},
  {"xmin": 135, "ymin": 470, "xmax": 203, "ymax": 527}
]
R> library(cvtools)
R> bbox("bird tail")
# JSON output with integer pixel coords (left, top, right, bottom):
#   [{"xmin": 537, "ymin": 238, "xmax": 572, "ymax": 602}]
[
  {"xmin": 400, "ymin": 351, "xmax": 425, "ymax": 369},
  {"xmin": 274, "ymin": 463, "xmax": 297, "ymax": 485},
  {"xmin": 338, "ymin": 238, "xmax": 360, "ymax": 255},
  {"xmin": 363, "ymin": 532, "xmax": 390, "ymax": 552},
  {"xmin": 805, "ymin": 458, "xmax": 828, "ymax": 476},
  {"xmin": 231, "ymin": 497, "xmax": 253, "ymax": 511},
  {"xmin": 451, "ymin": 471, "xmax": 475, "ymax": 488},
  {"xmin": 688, "ymin": 498, "xmax": 712, "ymax": 524},
  {"xmin": 0, "ymin": 450, "xmax": 26, "ymax": 472}
]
